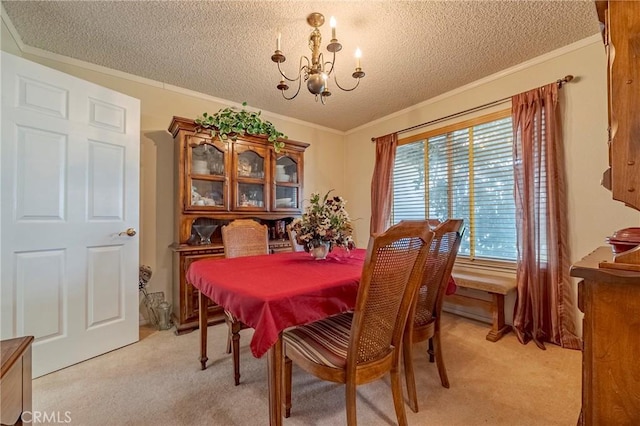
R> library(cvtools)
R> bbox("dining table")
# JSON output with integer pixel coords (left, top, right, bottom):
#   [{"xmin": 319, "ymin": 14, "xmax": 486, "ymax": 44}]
[{"xmin": 186, "ymin": 248, "xmax": 367, "ymax": 426}]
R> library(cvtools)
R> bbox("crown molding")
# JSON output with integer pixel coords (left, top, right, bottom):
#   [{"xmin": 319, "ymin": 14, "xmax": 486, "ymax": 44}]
[{"xmin": 1, "ymin": 4, "xmax": 25, "ymax": 51}]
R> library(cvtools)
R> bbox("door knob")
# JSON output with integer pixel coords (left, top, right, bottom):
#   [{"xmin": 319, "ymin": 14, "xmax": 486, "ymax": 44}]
[{"xmin": 119, "ymin": 228, "xmax": 137, "ymax": 237}]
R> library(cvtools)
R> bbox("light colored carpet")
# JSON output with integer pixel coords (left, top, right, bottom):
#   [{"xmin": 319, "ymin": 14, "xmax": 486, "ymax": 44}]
[{"xmin": 33, "ymin": 314, "xmax": 581, "ymax": 425}]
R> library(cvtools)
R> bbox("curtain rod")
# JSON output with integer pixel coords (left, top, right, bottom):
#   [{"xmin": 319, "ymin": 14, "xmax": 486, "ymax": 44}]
[{"xmin": 370, "ymin": 75, "xmax": 574, "ymax": 142}]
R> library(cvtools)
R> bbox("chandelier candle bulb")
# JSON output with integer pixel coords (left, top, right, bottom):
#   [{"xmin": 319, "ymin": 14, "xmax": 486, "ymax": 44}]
[
  {"xmin": 276, "ymin": 32, "xmax": 281, "ymax": 51},
  {"xmin": 330, "ymin": 16, "xmax": 336, "ymax": 40},
  {"xmin": 355, "ymin": 48, "xmax": 362, "ymax": 69},
  {"xmin": 322, "ymin": 73, "xmax": 331, "ymax": 97}
]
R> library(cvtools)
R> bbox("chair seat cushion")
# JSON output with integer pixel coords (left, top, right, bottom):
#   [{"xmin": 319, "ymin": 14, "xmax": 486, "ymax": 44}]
[{"xmin": 283, "ymin": 312, "xmax": 353, "ymax": 369}]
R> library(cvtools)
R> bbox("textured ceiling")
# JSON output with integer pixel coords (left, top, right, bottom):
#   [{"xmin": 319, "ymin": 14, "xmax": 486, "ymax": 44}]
[{"xmin": 2, "ymin": 1, "xmax": 599, "ymax": 132}]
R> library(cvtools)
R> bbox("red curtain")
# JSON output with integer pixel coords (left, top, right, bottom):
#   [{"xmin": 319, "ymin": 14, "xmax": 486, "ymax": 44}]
[
  {"xmin": 370, "ymin": 133, "xmax": 398, "ymax": 235},
  {"xmin": 511, "ymin": 83, "xmax": 581, "ymax": 350}
]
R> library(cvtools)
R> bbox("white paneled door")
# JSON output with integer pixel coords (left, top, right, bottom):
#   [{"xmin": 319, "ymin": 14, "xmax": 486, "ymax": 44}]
[{"xmin": 1, "ymin": 52, "xmax": 140, "ymax": 377}]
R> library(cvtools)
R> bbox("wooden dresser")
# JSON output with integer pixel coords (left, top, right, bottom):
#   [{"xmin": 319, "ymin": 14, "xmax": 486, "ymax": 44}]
[
  {"xmin": 1, "ymin": 336, "xmax": 34, "ymax": 426},
  {"xmin": 568, "ymin": 3, "xmax": 640, "ymax": 424},
  {"xmin": 570, "ymin": 248, "xmax": 640, "ymax": 424}
]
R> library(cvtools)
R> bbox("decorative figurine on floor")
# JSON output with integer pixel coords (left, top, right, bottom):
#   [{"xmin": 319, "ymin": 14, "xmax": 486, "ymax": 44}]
[
  {"xmin": 139, "ymin": 265, "xmax": 152, "ymax": 289},
  {"xmin": 139, "ymin": 265, "xmax": 159, "ymax": 326}
]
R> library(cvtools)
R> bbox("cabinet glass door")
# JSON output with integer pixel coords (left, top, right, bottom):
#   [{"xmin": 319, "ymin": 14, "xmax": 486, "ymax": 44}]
[
  {"xmin": 187, "ymin": 138, "xmax": 228, "ymax": 211},
  {"xmin": 273, "ymin": 152, "xmax": 301, "ymax": 211},
  {"xmin": 191, "ymin": 179, "xmax": 225, "ymax": 207},
  {"xmin": 237, "ymin": 150, "xmax": 265, "ymax": 179},
  {"xmin": 275, "ymin": 156, "xmax": 298, "ymax": 183},
  {"xmin": 237, "ymin": 183, "xmax": 265, "ymax": 208},
  {"xmin": 275, "ymin": 186, "xmax": 299, "ymax": 209},
  {"xmin": 191, "ymin": 143, "xmax": 225, "ymax": 176},
  {"xmin": 233, "ymin": 143, "xmax": 268, "ymax": 211}
]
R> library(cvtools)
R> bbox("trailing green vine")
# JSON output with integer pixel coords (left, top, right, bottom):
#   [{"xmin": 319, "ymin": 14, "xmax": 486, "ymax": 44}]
[{"xmin": 195, "ymin": 102, "xmax": 287, "ymax": 152}]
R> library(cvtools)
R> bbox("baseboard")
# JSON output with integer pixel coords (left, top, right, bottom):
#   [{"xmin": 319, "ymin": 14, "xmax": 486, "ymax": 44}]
[
  {"xmin": 139, "ymin": 313, "xmax": 149, "ymax": 326},
  {"xmin": 443, "ymin": 303, "xmax": 492, "ymax": 324}
]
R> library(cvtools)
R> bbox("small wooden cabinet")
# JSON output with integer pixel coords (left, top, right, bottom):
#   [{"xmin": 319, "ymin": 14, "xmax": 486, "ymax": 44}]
[
  {"xmin": 168, "ymin": 117, "xmax": 309, "ymax": 334},
  {"xmin": 570, "ymin": 3, "xmax": 640, "ymax": 424},
  {"xmin": 1, "ymin": 336, "xmax": 34, "ymax": 426}
]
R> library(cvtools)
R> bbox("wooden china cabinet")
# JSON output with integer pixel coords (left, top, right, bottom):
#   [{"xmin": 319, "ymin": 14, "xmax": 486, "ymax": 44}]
[
  {"xmin": 568, "ymin": 2, "xmax": 640, "ymax": 424},
  {"xmin": 168, "ymin": 117, "xmax": 309, "ymax": 334}
]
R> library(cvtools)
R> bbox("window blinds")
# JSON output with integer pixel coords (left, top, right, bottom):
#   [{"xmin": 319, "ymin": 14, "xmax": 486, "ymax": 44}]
[{"xmin": 393, "ymin": 114, "xmax": 517, "ymax": 261}]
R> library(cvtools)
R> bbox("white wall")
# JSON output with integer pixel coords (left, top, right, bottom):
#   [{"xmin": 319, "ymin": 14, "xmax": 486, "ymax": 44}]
[{"xmin": 344, "ymin": 38, "xmax": 640, "ymax": 332}]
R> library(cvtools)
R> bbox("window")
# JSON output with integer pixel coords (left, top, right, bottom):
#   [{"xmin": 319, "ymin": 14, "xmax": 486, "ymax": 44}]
[{"xmin": 392, "ymin": 110, "xmax": 517, "ymax": 262}]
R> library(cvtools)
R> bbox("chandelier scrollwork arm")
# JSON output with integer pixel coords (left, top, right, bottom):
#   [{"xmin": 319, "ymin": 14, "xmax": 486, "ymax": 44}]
[
  {"xmin": 276, "ymin": 56, "xmax": 310, "ymax": 83},
  {"xmin": 323, "ymin": 51, "xmax": 336, "ymax": 76},
  {"xmin": 275, "ymin": 56, "xmax": 311, "ymax": 101},
  {"xmin": 280, "ymin": 81, "xmax": 302, "ymax": 101},
  {"xmin": 279, "ymin": 71, "xmax": 303, "ymax": 101},
  {"xmin": 333, "ymin": 71, "xmax": 364, "ymax": 92}
]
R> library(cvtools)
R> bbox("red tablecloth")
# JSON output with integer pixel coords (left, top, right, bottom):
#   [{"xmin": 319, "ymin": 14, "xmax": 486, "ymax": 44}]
[{"xmin": 187, "ymin": 249, "xmax": 366, "ymax": 358}]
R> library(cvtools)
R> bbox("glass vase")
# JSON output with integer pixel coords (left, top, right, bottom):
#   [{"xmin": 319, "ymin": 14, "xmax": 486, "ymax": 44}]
[{"xmin": 310, "ymin": 242, "xmax": 330, "ymax": 260}]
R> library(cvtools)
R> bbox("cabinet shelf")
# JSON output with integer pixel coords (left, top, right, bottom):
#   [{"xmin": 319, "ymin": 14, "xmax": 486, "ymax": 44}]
[
  {"xmin": 236, "ymin": 177, "xmax": 265, "ymax": 184},
  {"xmin": 190, "ymin": 174, "xmax": 224, "ymax": 180}
]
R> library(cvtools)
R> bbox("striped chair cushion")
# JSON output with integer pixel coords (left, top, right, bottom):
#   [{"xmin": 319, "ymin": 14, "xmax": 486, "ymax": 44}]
[
  {"xmin": 283, "ymin": 312, "xmax": 353, "ymax": 369},
  {"xmin": 224, "ymin": 309, "xmax": 235, "ymax": 322}
]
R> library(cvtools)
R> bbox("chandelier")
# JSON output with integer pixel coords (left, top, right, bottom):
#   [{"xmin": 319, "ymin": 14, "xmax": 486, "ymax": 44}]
[{"xmin": 271, "ymin": 12, "xmax": 365, "ymax": 104}]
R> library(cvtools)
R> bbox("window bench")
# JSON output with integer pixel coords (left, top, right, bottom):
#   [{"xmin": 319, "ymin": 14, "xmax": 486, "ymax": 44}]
[{"xmin": 447, "ymin": 269, "xmax": 517, "ymax": 342}]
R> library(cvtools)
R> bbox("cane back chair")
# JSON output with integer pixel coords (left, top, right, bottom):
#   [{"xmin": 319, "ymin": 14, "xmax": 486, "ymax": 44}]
[
  {"xmin": 403, "ymin": 218, "xmax": 464, "ymax": 412},
  {"xmin": 221, "ymin": 219, "xmax": 269, "ymax": 385},
  {"xmin": 282, "ymin": 221, "xmax": 434, "ymax": 426}
]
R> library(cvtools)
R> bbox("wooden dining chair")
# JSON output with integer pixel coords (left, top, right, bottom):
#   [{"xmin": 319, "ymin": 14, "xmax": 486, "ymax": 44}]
[
  {"xmin": 402, "ymin": 218, "xmax": 464, "ymax": 413},
  {"xmin": 221, "ymin": 219, "xmax": 269, "ymax": 385},
  {"xmin": 283, "ymin": 221, "xmax": 434, "ymax": 426},
  {"xmin": 286, "ymin": 224, "xmax": 305, "ymax": 252}
]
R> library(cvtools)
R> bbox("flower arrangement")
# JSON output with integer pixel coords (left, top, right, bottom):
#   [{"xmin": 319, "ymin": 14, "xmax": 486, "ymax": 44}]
[{"xmin": 290, "ymin": 190, "xmax": 355, "ymax": 253}]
